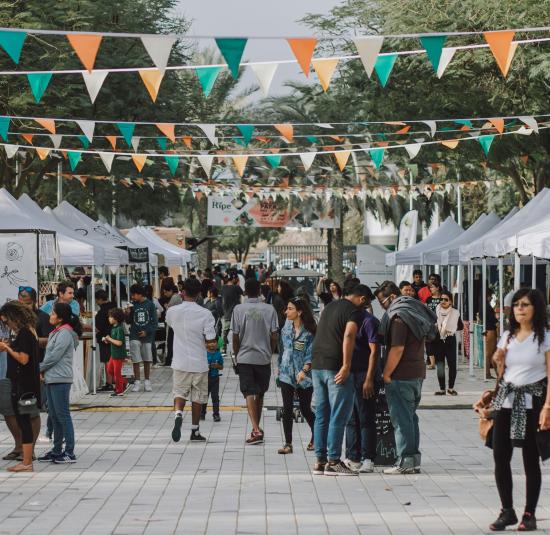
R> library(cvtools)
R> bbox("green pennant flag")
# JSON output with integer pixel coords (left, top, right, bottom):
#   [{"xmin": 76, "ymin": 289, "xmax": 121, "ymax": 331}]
[
  {"xmin": 419, "ymin": 35, "xmax": 447, "ymax": 72},
  {"xmin": 27, "ymin": 73, "xmax": 53, "ymax": 103},
  {"xmin": 116, "ymin": 123, "xmax": 135, "ymax": 147},
  {"xmin": 78, "ymin": 135, "xmax": 90, "ymax": 149},
  {"xmin": 0, "ymin": 30, "xmax": 27, "ymax": 64},
  {"xmin": 370, "ymin": 148, "xmax": 385, "ymax": 169},
  {"xmin": 374, "ymin": 54, "xmax": 397, "ymax": 88},
  {"xmin": 164, "ymin": 155, "xmax": 179, "ymax": 176},
  {"xmin": 455, "ymin": 119, "xmax": 473, "ymax": 127},
  {"xmin": 478, "ymin": 135, "xmax": 495, "ymax": 157},
  {"xmin": 237, "ymin": 124, "xmax": 254, "ymax": 146},
  {"xmin": 215, "ymin": 38, "xmax": 247, "ymax": 79},
  {"xmin": 156, "ymin": 136, "xmax": 168, "ymax": 150},
  {"xmin": 265, "ymin": 155, "xmax": 282, "ymax": 168},
  {"xmin": 196, "ymin": 66, "xmax": 222, "ymax": 97},
  {"xmin": 306, "ymin": 136, "xmax": 318, "ymax": 144},
  {"xmin": 233, "ymin": 137, "xmax": 246, "ymax": 147},
  {"xmin": 68, "ymin": 151, "xmax": 82, "ymax": 171},
  {"xmin": 0, "ymin": 117, "xmax": 10, "ymax": 142}
]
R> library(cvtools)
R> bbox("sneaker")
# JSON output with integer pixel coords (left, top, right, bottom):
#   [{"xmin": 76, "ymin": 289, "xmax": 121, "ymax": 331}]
[
  {"xmin": 447, "ymin": 389, "xmax": 458, "ymax": 396},
  {"xmin": 383, "ymin": 465, "xmax": 416, "ymax": 475},
  {"xmin": 359, "ymin": 459, "xmax": 375, "ymax": 473},
  {"xmin": 144, "ymin": 380, "xmax": 152, "ymax": 392},
  {"xmin": 110, "ymin": 391, "xmax": 123, "ymax": 397},
  {"xmin": 52, "ymin": 452, "xmax": 77, "ymax": 464},
  {"xmin": 246, "ymin": 431, "xmax": 264, "ymax": 445},
  {"xmin": 434, "ymin": 390, "xmax": 446, "ymax": 395},
  {"xmin": 343, "ymin": 459, "xmax": 363, "ymax": 473},
  {"xmin": 38, "ymin": 434, "xmax": 52, "ymax": 443},
  {"xmin": 213, "ymin": 414, "xmax": 221, "ymax": 422},
  {"xmin": 131, "ymin": 381, "xmax": 141, "ymax": 393},
  {"xmin": 97, "ymin": 384, "xmax": 114, "ymax": 392},
  {"xmin": 312, "ymin": 460, "xmax": 327, "ymax": 475},
  {"xmin": 172, "ymin": 414, "xmax": 183, "ymax": 442},
  {"xmin": 324, "ymin": 460, "xmax": 358, "ymax": 476},
  {"xmin": 190, "ymin": 430, "xmax": 206, "ymax": 442},
  {"xmin": 518, "ymin": 512, "xmax": 537, "ymax": 531},
  {"xmin": 489, "ymin": 508, "xmax": 518, "ymax": 531},
  {"xmin": 37, "ymin": 450, "xmax": 58, "ymax": 463}
]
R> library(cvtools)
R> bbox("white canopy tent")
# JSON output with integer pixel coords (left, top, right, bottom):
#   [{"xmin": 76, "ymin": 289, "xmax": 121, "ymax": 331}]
[{"xmin": 127, "ymin": 226, "xmax": 193, "ymax": 265}]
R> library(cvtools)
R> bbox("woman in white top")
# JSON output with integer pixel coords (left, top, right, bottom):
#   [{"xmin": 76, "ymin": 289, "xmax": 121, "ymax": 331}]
[{"xmin": 483, "ymin": 288, "xmax": 550, "ymax": 532}]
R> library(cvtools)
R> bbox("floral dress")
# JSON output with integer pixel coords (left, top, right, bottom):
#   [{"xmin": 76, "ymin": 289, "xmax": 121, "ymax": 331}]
[{"xmin": 278, "ymin": 320, "xmax": 314, "ymax": 389}]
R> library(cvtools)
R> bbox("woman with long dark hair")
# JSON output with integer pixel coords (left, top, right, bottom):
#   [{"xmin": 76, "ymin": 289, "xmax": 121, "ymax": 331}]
[
  {"xmin": 0, "ymin": 301, "xmax": 41, "ymax": 472},
  {"xmin": 37, "ymin": 303, "xmax": 81, "ymax": 464},
  {"xmin": 276, "ymin": 297, "xmax": 316, "ymax": 454},
  {"xmin": 476, "ymin": 288, "xmax": 550, "ymax": 532}
]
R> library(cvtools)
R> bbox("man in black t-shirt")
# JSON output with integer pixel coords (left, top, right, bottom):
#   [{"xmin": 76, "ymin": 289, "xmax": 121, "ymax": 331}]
[{"xmin": 310, "ymin": 285, "xmax": 362, "ymax": 476}]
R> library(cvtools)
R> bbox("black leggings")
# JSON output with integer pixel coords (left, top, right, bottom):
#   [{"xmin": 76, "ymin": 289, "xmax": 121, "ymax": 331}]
[
  {"xmin": 12, "ymin": 398, "xmax": 33, "ymax": 444},
  {"xmin": 493, "ymin": 408, "xmax": 541, "ymax": 514},
  {"xmin": 280, "ymin": 382, "xmax": 314, "ymax": 445},
  {"xmin": 434, "ymin": 336, "xmax": 457, "ymax": 390}
]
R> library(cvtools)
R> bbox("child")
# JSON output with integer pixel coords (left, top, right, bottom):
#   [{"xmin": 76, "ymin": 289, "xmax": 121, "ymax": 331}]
[
  {"xmin": 201, "ymin": 349, "xmax": 223, "ymax": 421},
  {"xmin": 103, "ymin": 308, "xmax": 128, "ymax": 397}
]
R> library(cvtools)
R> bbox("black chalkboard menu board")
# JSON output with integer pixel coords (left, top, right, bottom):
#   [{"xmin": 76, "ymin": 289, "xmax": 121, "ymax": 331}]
[{"xmin": 374, "ymin": 384, "xmax": 397, "ymax": 466}]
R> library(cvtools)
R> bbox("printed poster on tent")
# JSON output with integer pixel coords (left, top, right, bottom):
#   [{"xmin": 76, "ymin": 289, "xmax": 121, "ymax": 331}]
[
  {"xmin": 207, "ymin": 194, "xmax": 340, "ymax": 229},
  {"xmin": 0, "ymin": 233, "xmax": 38, "ymax": 303}
]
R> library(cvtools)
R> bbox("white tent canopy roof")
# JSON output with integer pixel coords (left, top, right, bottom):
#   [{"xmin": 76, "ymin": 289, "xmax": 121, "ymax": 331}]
[
  {"xmin": 136, "ymin": 227, "xmax": 193, "ymax": 262},
  {"xmin": 126, "ymin": 227, "xmax": 192, "ymax": 266},
  {"xmin": 516, "ymin": 218, "xmax": 550, "ymax": 258}
]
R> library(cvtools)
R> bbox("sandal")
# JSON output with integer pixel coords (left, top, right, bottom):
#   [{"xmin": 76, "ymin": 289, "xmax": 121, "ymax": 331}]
[
  {"xmin": 307, "ymin": 441, "xmax": 314, "ymax": 451},
  {"xmin": 7, "ymin": 462, "xmax": 33, "ymax": 472},
  {"xmin": 278, "ymin": 444, "xmax": 293, "ymax": 454},
  {"xmin": 2, "ymin": 450, "xmax": 22, "ymax": 461},
  {"xmin": 447, "ymin": 389, "xmax": 458, "ymax": 396}
]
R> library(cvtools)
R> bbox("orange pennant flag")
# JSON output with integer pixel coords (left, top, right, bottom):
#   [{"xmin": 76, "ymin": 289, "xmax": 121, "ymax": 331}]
[
  {"xmin": 156, "ymin": 123, "xmax": 176, "ymax": 142},
  {"xmin": 489, "ymin": 118, "xmax": 505, "ymax": 134},
  {"xmin": 395, "ymin": 125, "xmax": 411, "ymax": 135},
  {"xmin": 502, "ymin": 41, "xmax": 518, "ymax": 77},
  {"xmin": 329, "ymin": 136, "xmax": 344, "ymax": 142},
  {"xmin": 287, "ymin": 38, "xmax": 317, "ymax": 77},
  {"xmin": 139, "ymin": 69, "xmax": 165, "ymax": 102},
  {"xmin": 67, "ymin": 34, "xmax": 103, "ymax": 72},
  {"xmin": 21, "ymin": 134, "xmax": 34, "ymax": 144},
  {"xmin": 35, "ymin": 118, "xmax": 56, "ymax": 134},
  {"xmin": 131, "ymin": 154, "xmax": 147, "ymax": 172},
  {"xmin": 312, "ymin": 58, "xmax": 339, "ymax": 91},
  {"xmin": 105, "ymin": 136, "xmax": 117, "ymax": 150},
  {"xmin": 255, "ymin": 136, "xmax": 269, "ymax": 143},
  {"xmin": 484, "ymin": 31, "xmax": 516, "ymax": 77},
  {"xmin": 274, "ymin": 124, "xmax": 293, "ymax": 142},
  {"xmin": 36, "ymin": 148, "xmax": 51, "ymax": 160},
  {"xmin": 232, "ymin": 156, "xmax": 248, "ymax": 177},
  {"xmin": 441, "ymin": 139, "xmax": 460, "ymax": 149},
  {"xmin": 181, "ymin": 136, "xmax": 192, "ymax": 149},
  {"xmin": 334, "ymin": 151, "xmax": 351, "ymax": 171}
]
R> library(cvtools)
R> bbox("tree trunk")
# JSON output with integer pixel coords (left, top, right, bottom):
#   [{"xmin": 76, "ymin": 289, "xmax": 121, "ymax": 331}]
[
  {"xmin": 206, "ymin": 225, "xmax": 213, "ymax": 268},
  {"xmin": 196, "ymin": 196, "xmax": 208, "ymax": 269},
  {"xmin": 326, "ymin": 228, "xmax": 333, "ymax": 278},
  {"xmin": 332, "ymin": 222, "xmax": 345, "ymax": 285}
]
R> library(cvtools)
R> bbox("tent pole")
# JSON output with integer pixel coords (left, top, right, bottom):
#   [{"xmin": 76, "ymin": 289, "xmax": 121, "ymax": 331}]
[
  {"xmin": 91, "ymin": 265, "xmax": 97, "ymax": 395},
  {"xmin": 532, "ymin": 255, "xmax": 537, "ymax": 289},
  {"xmin": 514, "ymin": 252, "xmax": 521, "ymax": 290},
  {"xmin": 498, "ymin": 258, "xmax": 504, "ymax": 335},
  {"xmin": 153, "ymin": 265, "xmax": 159, "ymax": 298},
  {"xmin": 482, "ymin": 258, "xmax": 487, "ymax": 379},
  {"xmin": 468, "ymin": 261, "xmax": 474, "ymax": 377},
  {"xmin": 116, "ymin": 267, "xmax": 121, "ymax": 308}
]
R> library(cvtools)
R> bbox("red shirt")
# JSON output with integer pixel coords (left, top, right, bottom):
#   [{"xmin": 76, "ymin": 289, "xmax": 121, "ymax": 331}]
[{"xmin": 418, "ymin": 286, "xmax": 431, "ymax": 303}]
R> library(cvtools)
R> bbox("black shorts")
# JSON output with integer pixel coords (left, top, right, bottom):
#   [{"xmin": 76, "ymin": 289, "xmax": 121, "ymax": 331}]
[{"xmin": 238, "ymin": 363, "xmax": 271, "ymax": 398}]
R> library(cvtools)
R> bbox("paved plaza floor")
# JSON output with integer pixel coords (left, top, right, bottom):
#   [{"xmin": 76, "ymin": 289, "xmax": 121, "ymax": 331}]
[{"xmin": 2, "ymin": 361, "xmax": 550, "ymax": 534}]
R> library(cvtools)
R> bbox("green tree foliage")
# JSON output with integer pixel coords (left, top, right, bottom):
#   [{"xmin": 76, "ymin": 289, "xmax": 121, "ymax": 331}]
[{"xmin": 214, "ymin": 226, "xmax": 280, "ymax": 264}]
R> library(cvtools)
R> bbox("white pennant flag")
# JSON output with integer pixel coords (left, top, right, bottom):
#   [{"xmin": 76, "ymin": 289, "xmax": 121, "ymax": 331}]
[
  {"xmin": 197, "ymin": 124, "xmax": 218, "ymax": 146},
  {"xmin": 76, "ymin": 120, "xmax": 95, "ymax": 143},
  {"xmin": 405, "ymin": 143, "xmax": 422, "ymax": 159},
  {"xmin": 49, "ymin": 135, "xmax": 63, "ymax": 149},
  {"xmin": 518, "ymin": 116, "xmax": 539, "ymax": 133},
  {"xmin": 300, "ymin": 153, "xmax": 316, "ymax": 172},
  {"xmin": 316, "ymin": 123, "xmax": 333, "ymax": 129},
  {"xmin": 436, "ymin": 47, "xmax": 456, "ymax": 78},
  {"xmin": 423, "ymin": 121, "xmax": 437, "ymax": 137},
  {"xmin": 82, "ymin": 71, "xmax": 108, "ymax": 104},
  {"xmin": 197, "ymin": 155, "xmax": 214, "ymax": 177},
  {"xmin": 131, "ymin": 136, "xmax": 141, "ymax": 152},
  {"xmin": 515, "ymin": 127, "xmax": 533, "ymax": 136},
  {"xmin": 99, "ymin": 152, "xmax": 115, "ymax": 172},
  {"xmin": 4, "ymin": 144, "xmax": 18, "ymax": 158},
  {"xmin": 140, "ymin": 35, "xmax": 177, "ymax": 72},
  {"xmin": 353, "ymin": 36, "xmax": 384, "ymax": 78},
  {"xmin": 250, "ymin": 63, "xmax": 278, "ymax": 96}
]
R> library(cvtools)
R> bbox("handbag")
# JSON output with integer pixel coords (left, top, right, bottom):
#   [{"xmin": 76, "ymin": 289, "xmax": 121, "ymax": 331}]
[{"xmin": 18, "ymin": 391, "xmax": 38, "ymax": 415}]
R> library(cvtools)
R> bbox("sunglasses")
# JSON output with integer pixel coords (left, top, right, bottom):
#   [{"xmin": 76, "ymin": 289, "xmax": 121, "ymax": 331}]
[{"xmin": 18, "ymin": 286, "xmax": 34, "ymax": 294}]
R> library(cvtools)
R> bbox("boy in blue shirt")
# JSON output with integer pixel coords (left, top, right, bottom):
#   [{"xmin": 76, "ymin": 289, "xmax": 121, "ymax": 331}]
[{"xmin": 201, "ymin": 350, "xmax": 224, "ymax": 422}]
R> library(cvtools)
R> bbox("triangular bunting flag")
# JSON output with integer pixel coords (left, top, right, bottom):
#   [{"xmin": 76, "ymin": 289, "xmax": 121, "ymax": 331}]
[
  {"xmin": 424, "ymin": 121, "xmax": 437, "ymax": 137},
  {"xmin": 353, "ymin": 36, "xmax": 384, "ymax": 78},
  {"xmin": 437, "ymin": 47, "xmax": 456, "ymax": 78},
  {"xmin": 404, "ymin": 143, "xmax": 422, "ymax": 159},
  {"xmin": 483, "ymin": 31, "xmax": 516, "ymax": 77},
  {"xmin": 131, "ymin": 136, "xmax": 141, "ymax": 152},
  {"xmin": 49, "ymin": 135, "xmax": 62, "ymax": 149},
  {"xmin": 370, "ymin": 148, "xmax": 385, "ymax": 169},
  {"xmin": 4, "ymin": 144, "xmax": 18, "ymax": 158},
  {"xmin": 140, "ymin": 35, "xmax": 177, "ymax": 72},
  {"xmin": 76, "ymin": 120, "xmax": 95, "ymax": 143},
  {"xmin": 36, "ymin": 147, "xmax": 50, "ymax": 160},
  {"xmin": 116, "ymin": 123, "xmax": 135, "ymax": 147},
  {"xmin": 265, "ymin": 155, "xmax": 282, "ymax": 168},
  {"xmin": 197, "ymin": 124, "xmax": 218, "ymax": 146},
  {"xmin": 502, "ymin": 41, "xmax": 518, "ymax": 77},
  {"xmin": 182, "ymin": 136, "xmax": 192, "ymax": 149},
  {"xmin": 99, "ymin": 152, "xmax": 115, "ymax": 172},
  {"xmin": 287, "ymin": 38, "xmax": 317, "ymax": 77},
  {"xmin": 67, "ymin": 151, "xmax": 82, "ymax": 171},
  {"xmin": 138, "ymin": 69, "xmax": 164, "ymax": 102},
  {"xmin": 0, "ymin": 117, "xmax": 9, "ymax": 141},
  {"xmin": 419, "ymin": 35, "xmax": 447, "ymax": 72},
  {"xmin": 21, "ymin": 134, "xmax": 33, "ymax": 145},
  {"xmin": 274, "ymin": 124, "xmax": 293, "ymax": 142},
  {"xmin": 27, "ymin": 73, "xmax": 53, "ymax": 103},
  {"xmin": 374, "ymin": 54, "xmax": 397, "ymax": 88},
  {"xmin": 334, "ymin": 151, "xmax": 350, "ymax": 171},
  {"xmin": 441, "ymin": 139, "xmax": 459, "ymax": 149},
  {"xmin": 197, "ymin": 155, "xmax": 214, "ymax": 177},
  {"xmin": 489, "ymin": 118, "xmax": 505, "ymax": 134},
  {"xmin": 519, "ymin": 116, "xmax": 539, "ymax": 133},
  {"xmin": 215, "ymin": 38, "xmax": 247, "ymax": 79},
  {"xmin": 232, "ymin": 156, "xmax": 248, "ymax": 177},
  {"xmin": 156, "ymin": 123, "xmax": 176, "ymax": 142},
  {"xmin": 67, "ymin": 34, "xmax": 102, "ymax": 72},
  {"xmin": 196, "ymin": 66, "xmax": 222, "ymax": 97},
  {"xmin": 82, "ymin": 71, "xmax": 108, "ymax": 103},
  {"xmin": 300, "ymin": 153, "xmax": 316, "ymax": 172},
  {"xmin": 164, "ymin": 155, "xmax": 179, "ymax": 176},
  {"xmin": 78, "ymin": 136, "xmax": 90, "ymax": 149},
  {"xmin": 237, "ymin": 125, "xmax": 254, "ymax": 146},
  {"xmin": 131, "ymin": 154, "xmax": 147, "ymax": 172},
  {"xmin": 156, "ymin": 136, "xmax": 168, "ymax": 150},
  {"xmin": 312, "ymin": 58, "xmax": 339, "ymax": 91},
  {"xmin": 0, "ymin": 30, "xmax": 26, "ymax": 64},
  {"xmin": 478, "ymin": 134, "xmax": 495, "ymax": 156},
  {"xmin": 105, "ymin": 136, "xmax": 117, "ymax": 150},
  {"xmin": 35, "ymin": 118, "xmax": 56, "ymax": 134},
  {"xmin": 250, "ymin": 63, "xmax": 277, "ymax": 96}
]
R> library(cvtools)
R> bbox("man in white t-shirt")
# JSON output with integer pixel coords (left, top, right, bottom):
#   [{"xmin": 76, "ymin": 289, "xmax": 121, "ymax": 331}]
[{"xmin": 166, "ymin": 278, "xmax": 217, "ymax": 443}]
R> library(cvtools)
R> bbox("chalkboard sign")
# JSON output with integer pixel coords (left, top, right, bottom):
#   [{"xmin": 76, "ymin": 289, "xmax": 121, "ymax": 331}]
[
  {"xmin": 374, "ymin": 385, "xmax": 397, "ymax": 466},
  {"xmin": 128, "ymin": 247, "xmax": 149, "ymax": 264}
]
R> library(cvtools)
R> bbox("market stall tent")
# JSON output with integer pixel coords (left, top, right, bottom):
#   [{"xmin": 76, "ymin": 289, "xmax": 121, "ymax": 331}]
[{"xmin": 127, "ymin": 226, "xmax": 193, "ymax": 265}]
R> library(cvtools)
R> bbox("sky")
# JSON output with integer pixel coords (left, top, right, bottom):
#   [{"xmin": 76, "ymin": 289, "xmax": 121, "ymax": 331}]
[{"xmin": 175, "ymin": 0, "xmax": 338, "ymax": 98}]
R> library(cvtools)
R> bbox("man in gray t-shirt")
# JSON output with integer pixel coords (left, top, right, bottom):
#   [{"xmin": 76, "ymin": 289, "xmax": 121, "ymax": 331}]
[{"xmin": 232, "ymin": 278, "xmax": 278, "ymax": 445}]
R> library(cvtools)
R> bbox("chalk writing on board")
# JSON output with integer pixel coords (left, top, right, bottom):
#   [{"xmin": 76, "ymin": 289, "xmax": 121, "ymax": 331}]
[
  {"xmin": 375, "ymin": 384, "xmax": 397, "ymax": 466},
  {"xmin": 0, "ymin": 265, "xmax": 27, "ymax": 286},
  {"xmin": 6, "ymin": 242, "xmax": 23, "ymax": 262}
]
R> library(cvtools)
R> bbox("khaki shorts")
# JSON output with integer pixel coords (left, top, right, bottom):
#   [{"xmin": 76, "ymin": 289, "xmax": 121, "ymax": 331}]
[{"xmin": 173, "ymin": 370, "xmax": 208, "ymax": 404}]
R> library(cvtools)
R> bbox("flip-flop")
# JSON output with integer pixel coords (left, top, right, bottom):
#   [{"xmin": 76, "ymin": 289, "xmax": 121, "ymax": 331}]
[{"xmin": 2, "ymin": 451, "xmax": 22, "ymax": 461}]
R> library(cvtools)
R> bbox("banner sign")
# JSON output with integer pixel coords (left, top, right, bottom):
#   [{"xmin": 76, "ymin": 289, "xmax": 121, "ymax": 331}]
[
  {"xmin": 207, "ymin": 194, "xmax": 340, "ymax": 228},
  {"xmin": 0, "ymin": 233, "xmax": 38, "ymax": 303},
  {"xmin": 127, "ymin": 247, "xmax": 149, "ymax": 264},
  {"xmin": 395, "ymin": 210, "xmax": 418, "ymax": 281}
]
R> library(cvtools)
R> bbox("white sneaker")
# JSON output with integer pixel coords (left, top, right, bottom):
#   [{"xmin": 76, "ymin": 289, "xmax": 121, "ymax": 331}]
[
  {"xmin": 144, "ymin": 380, "xmax": 152, "ymax": 392},
  {"xmin": 383, "ymin": 465, "xmax": 415, "ymax": 475},
  {"xmin": 343, "ymin": 459, "xmax": 363, "ymax": 473},
  {"xmin": 359, "ymin": 459, "xmax": 375, "ymax": 473},
  {"xmin": 131, "ymin": 381, "xmax": 141, "ymax": 393},
  {"xmin": 38, "ymin": 434, "xmax": 52, "ymax": 443}
]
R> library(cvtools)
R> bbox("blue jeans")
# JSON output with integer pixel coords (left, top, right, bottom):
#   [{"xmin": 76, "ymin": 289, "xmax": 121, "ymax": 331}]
[
  {"xmin": 384, "ymin": 378, "xmax": 423, "ymax": 469},
  {"xmin": 345, "ymin": 371, "xmax": 378, "ymax": 462},
  {"xmin": 313, "ymin": 369, "xmax": 354, "ymax": 462},
  {"xmin": 45, "ymin": 383, "xmax": 75, "ymax": 456}
]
